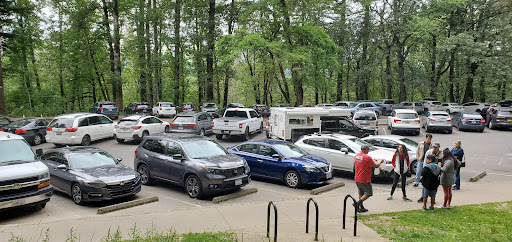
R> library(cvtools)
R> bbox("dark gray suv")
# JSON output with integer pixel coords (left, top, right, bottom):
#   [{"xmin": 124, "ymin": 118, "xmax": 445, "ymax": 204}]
[{"xmin": 134, "ymin": 134, "xmax": 250, "ymax": 198}]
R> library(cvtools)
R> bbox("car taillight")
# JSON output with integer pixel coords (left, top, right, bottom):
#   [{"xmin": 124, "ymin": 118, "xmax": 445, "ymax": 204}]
[
  {"xmin": 415, "ymin": 120, "xmax": 421, "ymax": 123},
  {"xmin": 212, "ymin": 122, "xmax": 214, "ymax": 127},
  {"xmin": 170, "ymin": 123, "xmax": 175, "ymax": 127},
  {"xmin": 131, "ymin": 126, "xmax": 142, "ymax": 130},
  {"xmin": 15, "ymin": 129, "xmax": 27, "ymax": 134},
  {"xmin": 183, "ymin": 108, "xmax": 186, "ymax": 110},
  {"xmin": 159, "ymin": 107, "xmax": 162, "ymax": 110},
  {"xmin": 114, "ymin": 125, "xmax": 119, "ymax": 128},
  {"xmin": 187, "ymin": 124, "xmax": 196, "ymax": 128},
  {"xmin": 479, "ymin": 119, "xmax": 485, "ymax": 123},
  {"xmin": 65, "ymin": 128, "xmax": 78, "ymax": 132},
  {"xmin": 135, "ymin": 151, "xmax": 138, "ymax": 156},
  {"xmin": 461, "ymin": 119, "xmax": 469, "ymax": 123},
  {"xmin": 0, "ymin": 129, "xmax": 3, "ymax": 132},
  {"xmin": 394, "ymin": 119, "xmax": 401, "ymax": 123},
  {"xmin": 376, "ymin": 120, "xmax": 379, "ymax": 126},
  {"xmin": 390, "ymin": 105, "xmax": 392, "ymax": 108},
  {"xmin": 447, "ymin": 119, "xmax": 451, "ymax": 122},
  {"xmin": 239, "ymin": 123, "xmax": 243, "ymax": 129},
  {"xmin": 46, "ymin": 127, "xmax": 52, "ymax": 131},
  {"xmin": 428, "ymin": 118, "xmax": 436, "ymax": 121},
  {"xmin": 100, "ymin": 108, "xmax": 103, "ymax": 112}
]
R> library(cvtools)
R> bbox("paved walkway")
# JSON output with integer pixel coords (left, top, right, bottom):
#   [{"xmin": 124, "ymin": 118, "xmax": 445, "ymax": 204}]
[{"xmin": 1, "ymin": 181, "xmax": 511, "ymax": 242}]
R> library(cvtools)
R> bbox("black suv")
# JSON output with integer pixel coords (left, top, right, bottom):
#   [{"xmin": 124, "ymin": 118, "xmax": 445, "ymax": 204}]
[
  {"xmin": 320, "ymin": 117, "xmax": 376, "ymax": 138},
  {"xmin": 488, "ymin": 107, "xmax": 512, "ymax": 130},
  {"xmin": 0, "ymin": 115, "xmax": 12, "ymax": 130},
  {"xmin": 89, "ymin": 101, "xmax": 119, "ymax": 119},
  {"xmin": 125, "ymin": 102, "xmax": 152, "ymax": 115},
  {"xmin": 134, "ymin": 134, "xmax": 250, "ymax": 198}
]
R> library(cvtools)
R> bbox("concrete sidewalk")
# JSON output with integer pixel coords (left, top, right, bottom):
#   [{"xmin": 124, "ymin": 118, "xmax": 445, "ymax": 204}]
[{"xmin": 1, "ymin": 181, "xmax": 511, "ymax": 242}]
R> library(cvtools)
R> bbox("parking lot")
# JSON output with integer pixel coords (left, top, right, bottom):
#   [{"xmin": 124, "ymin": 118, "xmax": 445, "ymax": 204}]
[{"xmin": 1, "ymin": 115, "xmax": 512, "ymax": 229}]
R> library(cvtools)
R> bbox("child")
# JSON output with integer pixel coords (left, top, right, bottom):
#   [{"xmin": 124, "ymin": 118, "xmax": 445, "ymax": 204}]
[{"xmin": 421, "ymin": 155, "xmax": 441, "ymax": 211}]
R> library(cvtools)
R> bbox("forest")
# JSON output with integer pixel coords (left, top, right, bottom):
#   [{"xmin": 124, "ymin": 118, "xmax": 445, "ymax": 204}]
[{"xmin": 0, "ymin": 0, "xmax": 511, "ymax": 116}]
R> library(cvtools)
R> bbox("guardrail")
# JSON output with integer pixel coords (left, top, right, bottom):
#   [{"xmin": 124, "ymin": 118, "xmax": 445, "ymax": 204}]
[
  {"xmin": 306, "ymin": 197, "xmax": 319, "ymax": 241},
  {"xmin": 267, "ymin": 201, "xmax": 278, "ymax": 242},
  {"xmin": 343, "ymin": 194, "xmax": 358, "ymax": 236}
]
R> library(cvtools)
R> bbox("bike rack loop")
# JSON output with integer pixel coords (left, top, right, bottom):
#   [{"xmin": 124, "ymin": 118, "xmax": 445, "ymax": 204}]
[
  {"xmin": 343, "ymin": 194, "xmax": 358, "ymax": 236},
  {"xmin": 306, "ymin": 197, "xmax": 319, "ymax": 241},
  {"xmin": 267, "ymin": 201, "xmax": 278, "ymax": 242}
]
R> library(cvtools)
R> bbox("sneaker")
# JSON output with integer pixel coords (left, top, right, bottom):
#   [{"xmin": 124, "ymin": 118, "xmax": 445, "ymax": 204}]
[
  {"xmin": 359, "ymin": 207, "xmax": 369, "ymax": 213},
  {"xmin": 413, "ymin": 184, "xmax": 419, "ymax": 187},
  {"xmin": 403, "ymin": 197, "xmax": 412, "ymax": 202},
  {"xmin": 417, "ymin": 198, "xmax": 423, "ymax": 203},
  {"xmin": 437, "ymin": 205, "xmax": 446, "ymax": 209},
  {"xmin": 452, "ymin": 186, "xmax": 459, "ymax": 190},
  {"xmin": 387, "ymin": 195, "xmax": 393, "ymax": 200},
  {"xmin": 430, "ymin": 206, "xmax": 434, "ymax": 211},
  {"xmin": 422, "ymin": 206, "xmax": 427, "ymax": 211},
  {"xmin": 446, "ymin": 206, "xmax": 451, "ymax": 209}
]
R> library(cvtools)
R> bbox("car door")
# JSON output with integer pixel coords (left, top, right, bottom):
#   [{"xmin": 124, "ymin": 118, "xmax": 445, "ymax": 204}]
[
  {"xmin": 256, "ymin": 144, "xmax": 286, "ymax": 179},
  {"xmin": 299, "ymin": 137, "xmax": 328, "ymax": 160},
  {"xmin": 86, "ymin": 116, "xmax": 102, "ymax": 140},
  {"xmin": 164, "ymin": 141, "xmax": 187, "ymax": 183},
  {"xmin": 99, "ymin": 115, "xmax": 114, "ymax": 138},
  {"xmin": 43, "ymin": 152, "xmax": 72, "ymax": 194},
  {"xmin": 235, "ymin": 143, "xmax": 263, "ymax": 176},
  {"xmin": 205, "ymin": 114, "xmax": 214, "ymax": 134},
  {"xmin": 196, "ymin": 114, "xmax": 207, "ymax": 133},
  {"xmin": 249, "ymin": 110, "xmax": 259, "ymax": 132},
  {"xmin": 326, "ymin": 138, "xmax": 355, "ymax": 170},
  {"xmin": 151, "ymin": 117, "xmax": 165, "ymax": 134},
  {"xmin": 35, "ymin": 119, "xmax": 47, "ymax": 137},
  {"xmin": 140, "ymin": 139, "xmax": 169, "ymax": 180},
  {"xmin": 339, "ymin": 119, "xmax": 362, "ymax": 137}
]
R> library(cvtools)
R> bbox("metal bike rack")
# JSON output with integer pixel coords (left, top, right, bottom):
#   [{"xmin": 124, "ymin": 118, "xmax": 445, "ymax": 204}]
[
  {"xmin": 343, "ymin": 194, "xmax": 358, "ymax": 236},
  {"xmin": 267, "ymin": 201, "xmax": 278, "ymax": 242},
  {"xmin": 306, "ymin": 197, "xmax": 319, "ymax": 241}
]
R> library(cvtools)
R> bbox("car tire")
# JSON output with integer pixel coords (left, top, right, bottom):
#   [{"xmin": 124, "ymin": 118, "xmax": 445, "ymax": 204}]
[
  {"xmin": 390, "ymin": 127, "xmax": 395, "ymax": 134},
  {"xmin": 242, "ymin": 127, "xmax": 250, "ymax": 141},
  {"xmin": 142, "ymin": 130, "xmax": 149, "ymax": 138},
  {"xmin": 200, "ymin": 129, "xmax": 205, "ymax": 136},
  {"xmin": 489, "ymin": 121, "xmax": 495, "ymax": 130},
  {"xmin": 216, "ymin": 134, "xmax": 223, "ymax": 140},
  {"xmin": 284, "ymin": 170, "xmax": 301, "ymax": 188},
  {"xmin": 81, "ymin": 135, "xmax": 91, "ymax": 146},
  {"xmin": 258, "ymin": 123, "xmax": 264, "ymax": 133},
  {"xmin": 425, "ymin": 125, "xmax": 431, "ymax": 133},
  {"xmin": 138, "ymin": 164, "xmax": 153, "ymax": 185},
  {"xmin": 446, "ymin": 109, "xmax": 451, "ymax": 114},
  {"xmin": 33, "ymin": 133, "xmax": 43, "ymax": 146},
  {"xmin": 55, "ymin": 143, "xmax": 64, "ymax": 148},
  {"xmin": 165, "ymin": 126, "xmax": 170, "ymax": 133},
  {"xmin": 71, "ymin": 183, "xmax": 85, "ymax": 205},
  {"xmin": 38, "ymin": 202, "xmax": 47, "ymax": 209},
  {"xmin": 266, "ymin": 131, "xmax": 271, "ymax": 139},
  {"xmin": 410, "ymin": 160, "xmax": 418, "ymax": 175},
  {"xmin": 479, "ymin": 129, "xmax": 484, "ymax": 133},
  {"xmin": 447, "ymin": 129, "xmax": 453, "ymax": 134},
  {"xmin": 116, "ymin": 138, "xmax": 125, "ymax": 143},
  {"xmin": 185, "ymin": 175, "xmax": 203, "ymax": 199},
  {"xmin": 458, "ymin": 126, "xmax": 463, "ymax": 131}
]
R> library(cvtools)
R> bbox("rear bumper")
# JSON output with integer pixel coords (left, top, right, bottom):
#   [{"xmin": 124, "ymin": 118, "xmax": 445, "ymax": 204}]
[
  {"xmin": 393, "ymin": 126, "xmax": 420, "ymax": 132},
  {"xmin": 169, "ymin": 129, "xmax": 197, "ymax": 134},
  {"xmin": 493, "ymin": 122, "xmax": 512, "ymax": 128},
  {"xmin": 0, "ymin": 185, "xmax": 53, "ymax": 211},
  {"xmin": 46, "ymin": 134, "xmax": 82, "ymax": 145},
  {"xmin": 115, "ymin": 131, "xmax": 141, "ymax": 141},
  {"xmin": 427, "ymin": 124, "xmax": 452, "ymax": 130},
  {"xmin": 212, "ymin": 129, "xmax": 244, "ymax": 135},
  {"xmin": 459, "ymin": 124, "xmax": 484, "ymax": 130}
]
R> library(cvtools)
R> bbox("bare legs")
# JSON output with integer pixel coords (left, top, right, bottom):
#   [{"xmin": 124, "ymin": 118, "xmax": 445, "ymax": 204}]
[{"xmin": 442, "ymin": 185, "xmax": 452, "ymax": 207}]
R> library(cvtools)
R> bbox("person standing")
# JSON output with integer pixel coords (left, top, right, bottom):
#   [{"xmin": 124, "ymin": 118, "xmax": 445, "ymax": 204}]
[
  {"xmin": 414, "ymin": 134, "xmax": 433, "ymax": 187},
  {"xmin": 417, "ymin": 142, "xmax": 443, "ymax": 203},
  {"xmin": 439, "ymin": 149, "xmax": 458, "ymax": 208},
  {"xmin": 486, "ymin": 104, "xmax": 496, "ymax": 127},
  {"xmin": 421, "ymin": 155, "xmax": 441, "ymax": 211},
  {"xmin": 387, "ymin": 144, "xmax": 412, "ymax": 201},
  {"xmin": 451, "ymin": 140, "xmax": 464, "ymax": 190},
  {"xmin": 354, "ymin": 144, "xmax": 384, "ymax": 213}
]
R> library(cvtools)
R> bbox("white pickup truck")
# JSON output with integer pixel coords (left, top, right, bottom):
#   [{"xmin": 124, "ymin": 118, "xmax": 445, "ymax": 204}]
[{"xmin": 213, "ymin": 108, "xmax": 263, "ymax": 140}]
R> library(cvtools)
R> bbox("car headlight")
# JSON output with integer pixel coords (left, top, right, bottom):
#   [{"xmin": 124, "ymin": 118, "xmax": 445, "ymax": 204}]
[
  {"xmin": 38, "ymin": 172, "xmax": 50, "ymax": 180},
  {"xmin": 244, "ymin": 161, "xmax": 250, "ymax": 174},
  {"xmin": 84, "ymin": 181, "xmax": 107, "ymax": 188},
  {"xmin": 202, "ymin": 166, "xmax": 223, "ymax": 175},
  {"xmin": 303, "ymin": 166, "xmax": 318, "ymax": 172}
]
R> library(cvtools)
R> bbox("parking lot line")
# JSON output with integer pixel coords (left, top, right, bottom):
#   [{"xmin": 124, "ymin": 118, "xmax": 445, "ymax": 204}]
[
  {"xmin": 382, "ymin": 127, "xmax": 387, "ymax": 135},
  {"xmin": 420, "ymin": 130, "xmax": 425, "ymax": 136},
  {"xmin": 258, "ymin": 187, "xmax": 305, "ymax": 198}
]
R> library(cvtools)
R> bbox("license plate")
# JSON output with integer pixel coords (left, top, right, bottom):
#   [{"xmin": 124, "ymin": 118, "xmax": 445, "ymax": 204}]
[
  {"xmin": 235, "ymin": 179, "xmax": 242, "ymax": 186},
  {"xmin": 404, "ymin": 121, "xmax": 411, "ymax": 124},
  {"xmin": 222, "ymin": 130, "xmax": 230, "ymax": 134},
  {"xmin": 326, "ymin": 172, "xmax": 332, "ymax": 179},
  {"xmin": 11, "ymin": 199, "xmax": 25, "ymax": 207},
  {"xmin": 361, "ymin": 121, "xmax": 368, "ymax": 124},
  {"xmin": 56, "ymin": 132, "xmax": 62, "ymax": 135},
  {"xmin": 178, "ymin": 127, "xmax": 183, "ymax": 130},
  {"xmin": 508, "ymin": 119, "xmax": 512, "ymax": 122}
]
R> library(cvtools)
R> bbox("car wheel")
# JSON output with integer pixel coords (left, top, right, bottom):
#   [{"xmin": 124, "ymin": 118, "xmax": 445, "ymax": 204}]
[
  {"xmin": 284, "ymin": 170, "xmax": 301, "ymax": 188},
  {"xmin": 446, "ymin": 109, "xmax": 451, "ymax": 114},
  {"xmin": 199, "ymin": 128, "xmax": 205, "ymax": 136},
  {"xmin": 33, "ymin": 134, "xmax": 43, "ymax": 146},
  {"xmin": 138, "ymin": 164, "xmax": 153, "ymax": 185},
  {"xmin": 390, "ymin": 127, "xmax": 395, "ymax": 134},
  {"xmin": 410, "ymin": 160, "xmax": 418, "ymax": 175},
  {"xmin": 142, "ymin": 130, "xmax": 149, "ymax": 138},
  {"xmin": 216, "ymin": 134, "xmax": 223, "ymax": 140},
  {"xmin": 258, "ymin": 123, "xmax": 264, "ymax": 133},
  {"xmin": 116, "ymin": 138, "xmax": 125, "ymax": 143},
  {"xmin": 447, "ymin": 128, "xmax": 453, "ymax": 134},
  {"xmin": 185, "ymin": 175, "xmax": 203, "ymax": 198},
  {"xmin": 55, "ymin": 143, "xmax": 63, "ymax": 148},
  {"xmin": 425, "ymin": 125, "xmax": 431, "ymax": 133},
  {"xmin": 81, "ymin": 135, "xmax": 91, "ymax": 146},
  {"xmin": 489, "ymin": 121, "xmax": 495, "ymax": 130},
  {"xmin": 165, "ymin": 126, "xmax": 170, "ymax": 133},
  {"xmin": 242, "ymin": 127, "xmax": 250, "ymax": 141},
  {"xmin": 266, "ymin": 131, "xmax": 271, "ymax": 139},
  {"xmin": 38, "ymin": 202, "xmax": 47, "ymax": 209},
  {"xmin": 479, "ymin": 129, "xmax": 484, "ymax": 133},
  {"xmin": 71, "ymin": 183, "xmax": 85, "ymax": 205}
]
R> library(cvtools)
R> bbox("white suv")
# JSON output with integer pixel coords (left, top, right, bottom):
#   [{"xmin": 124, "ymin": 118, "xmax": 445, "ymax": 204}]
[
  {"xmin": 352, "ymin": 110, "xmax": 378, "ymax": 131},
  {"xmin": 387, "ymin": 109, "xmax": 421, "ymax": 135},
  {"xmin": 46, "ymin": 113, "xmax": 115, "ymax": 146},
  {"xmin": 115, "ymin": 115, "xmax": 169, "ymax": 143},
  {"xmin": 152, "ymin": 102, "xmax": 176, "ymax": 118}
]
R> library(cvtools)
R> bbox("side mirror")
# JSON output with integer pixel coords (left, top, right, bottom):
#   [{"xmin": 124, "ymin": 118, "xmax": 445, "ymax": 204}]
[
  {"xmin": 172, "ymin": 154, "xmax": 184, "ymax": 161},
  {"xmin": 116, "ymin": 157, "xmax": 122, "ymax": 163},
  {"xmin": 36, "ymin": 149, "xmax": 43, "ymax": 156},
  {"xmin": 340, "ymin": 148, "xmax": 349, "ymax": 154},
  {"xmin": 57, "ymin": 164, "xmax": 67, "ymax": 170},
  {"xmin": 272, "ymin": 154, "xmax": 281, "ymax": 160}
]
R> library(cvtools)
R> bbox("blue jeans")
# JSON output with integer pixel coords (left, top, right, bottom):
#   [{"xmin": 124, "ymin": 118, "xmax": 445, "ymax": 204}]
[
  {"xmin": 415, "ymin": 160, "xmax": 424, "ymax": 185},
  {"xmin": 454, "ymin": 167, "xmax": 461, "ymax": 189}
]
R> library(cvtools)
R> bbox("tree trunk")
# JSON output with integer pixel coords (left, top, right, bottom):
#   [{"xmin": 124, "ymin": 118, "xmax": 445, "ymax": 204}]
[
  {"xmin": 429, "ymin": 35, "xmax": 437, "ymax": 97},
  {"xmin": 146, "ymin": 0, "xmax": 153, "ymax": 105},
  {"xmin": 346, "ymin": 59, "xmax": 350, "ymax": 100},
  {"xmin": 174, "ymin": 0, "xmax": 181, "ymax": 105},
  {"xmin": 292, "ymin": 64, "xmax": 303, "ymax": 106},
  {"xmin": 360, "ymin": 2, "xmax": 370, "ymax": 100},
  {"xmin": 137, "ymin": 0, "xmax": 147, "ymax": 102},
  {"xmin": 462, "ymin": 61, "xmax": 477, "ymax": 103},
  {"xmin": 153, "ymin": 0, "xmax": 161, "ymax": 103},
  {"xmin": 448, "ymin": 50, "xmax": 455, "ymax": 102},
  {"xmin": 385, "ymin": 47, "xmax": 392, "ymax": 99},
  {"xmin": 336, "ymin": 69, "xmax": 343, "ymax": 101},
  {"xmin": 0, "ymin": 47, "xmax": 5, "ymax": 115},
  {"xmin": 223, "ymin": 0, "xmax": 235, "ymax": 107},
  {"xmin": 112, "ymin": 0, "xmax": 123, "ymax": 108},
  {"xmin": 205, "ymin": 0, "xmax": 215, "ymax": 101},
  {"xmin": 58, "ymin": 6, "xmax": 64, "ymax": 99},
  {"xmin": 395, "ymin": 37, "xmax": 406, "ymax": 102},
  {"xmin": 29, "ymin": 39, "xmax": 40, "ymax": 90},
  {"xmin": 101, "ymin": 0, "xmax": 115, "ymax": 101}
]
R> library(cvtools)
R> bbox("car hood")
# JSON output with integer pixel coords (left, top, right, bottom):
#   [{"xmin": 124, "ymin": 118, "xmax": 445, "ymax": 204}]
[
  {"xmin": 368, "ymin": 149, "xmax": 395, "ymax": 162},
  {"xmin": 194, "ymin": 154, "xmax": 246, "ymax": 168},
  {"xmin": 284, "ymin": 154, "xmax": 329, "ymax": 167},
  {"xmin": 72, "ymin": 164, "xmax": 138, "ymax": 183},
  {"xmin": 0, "ymin": 161, "xmax": 48, "ymax": 181}
]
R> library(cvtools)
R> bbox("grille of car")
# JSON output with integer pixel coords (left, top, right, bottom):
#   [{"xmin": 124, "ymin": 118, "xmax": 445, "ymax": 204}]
[
  {"xmin": 106, "ymin": 178, "xmax": 138, "ymax": 197},
  {"xmin": 221, "ymin": 167, "xmax": 245, "ymax": 178},
  {"xmin": 0, "ymin": 185, "xmax": 38, "ymax": 196},
  {"xmin": 0, "ymin": 176, "xmax": 39, "ymax": 187}
]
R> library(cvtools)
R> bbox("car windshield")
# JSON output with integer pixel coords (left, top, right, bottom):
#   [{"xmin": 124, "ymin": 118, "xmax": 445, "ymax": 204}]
[
  {"xmin": 69, "ymin": 151, "xmax": 117, "ymax": 169},
  {"xmin": 0, "ymin": 140, "xmax": 35, "ymax": 164},
  {"xmin": 137, "ymin": 105, "xmax": 149, "ymax": 109},
  {"xmin": 173, "ymin": 116, "xmax": 194, "ymax": 123},
  {"xmin": 399, "ymin": 138, "xmax": 419, "ymax": 149},
  {"xmin": 432, "ymin": 114, "xmax": 449, "ymax": 118},
  {"xmin": 204, "ymin": 103, "xmax": 216, "ymax": 107},
  {"xmin": 273, "ymin": 143, "xmax": 308, "ymax": 158},
  {"xmin": 161, "ymin": 103, "xmax": 173, "ymax": 107},
  {"xmin": 118, "ymin": 119, "xmax": 138, "ymax": 126},
  {"xmin": 397, "ymin": 113, "xmax": 418, "ymax": 119},
  {"xmin": 335, "ymin": 103, "xmax": 348, "ymax": 107},
  {"xmin": 354, "ymin": 113, "xmax": 376, "ymax": 120},
  {"xmin": 49, "ymin": 118, "xmax": 74, "ymax": 128},
  {"xmin": 224, "ymin": 111, "xmax": 248, "ymax": 118},
  {"xmin": 182, "ymin": 140, "xmax": 228, "ymax": 159},
  {"xmin": 349, "ymin": 103, "xmax": 358, "ymax": 108},
  {"xmin": 345, "ymin": 138, "xmax": 377, "ymax": 151},
  {"xmin": 7, "ymin": 120, "xmax": 32, "ymax": 128}
]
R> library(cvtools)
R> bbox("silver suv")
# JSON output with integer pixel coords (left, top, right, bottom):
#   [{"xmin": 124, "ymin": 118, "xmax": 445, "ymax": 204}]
[{"xmin": 422, "ymin": 111, "xmax": 453, "ymax": 134}]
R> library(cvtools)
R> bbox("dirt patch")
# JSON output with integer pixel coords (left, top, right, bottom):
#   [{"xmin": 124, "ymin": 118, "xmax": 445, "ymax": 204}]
[{"xmin": 363, "ymin": 215, "xmax": 393, "ymax": 225}]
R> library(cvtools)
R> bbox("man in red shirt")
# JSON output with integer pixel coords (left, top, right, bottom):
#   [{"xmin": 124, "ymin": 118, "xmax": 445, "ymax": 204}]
[{"xmin": 354, "ymin": 144, "xmax": 384, "ymax": 212}]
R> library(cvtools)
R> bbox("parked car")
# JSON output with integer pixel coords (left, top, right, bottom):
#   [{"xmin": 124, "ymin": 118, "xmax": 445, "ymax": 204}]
[
  {"xmin": 2, "ymin": 118, "xmax": 52, "ymax": 145},
  {"xmin": 251, "ymin": 104, "xmax": 270, "ymax": 117},
  {"xmin": 124, "ymin": 102, "xmax": 152, "ymax": 116},
  {"xmin": 40, "ymin": 147, "xmax": 140, "ymax": 205},
  {"xmin": 273, "ymin": 103, "xmax": 291, "ymax": 107},
  {"xmin": 316, "ymin": 103, "xmax": 334, "ymax": 107},
  {"xmin": 89, "ymin": 101, "xmax": 119, "ymax": 120},
  {"xmin": 499, "ymin": 99, "xmax": 512, "ymax": 107},
  {"xmin": 320, "ymin": 117, "xmax": 376, "ymax": 138},
  {"xmin": 152, "ymin": 102, "xmax": 176, "ymax": 118},
  {"xmin": 352, "ymin": 110, "xmax": 378, "ymax": 132},
  {"xmin": 387, "ymin": 109, "xmax": 421, "ymax": 135},
  {"xmin": 376, "ymin": 99, "xmax": 396, "ymax": 115},
  {"xmin": 0, "ymin": 132, "xmax": 53, "ymax": 211},
  {"xmin": 228, "ymin": 140, "xmax": 332, "ymax": 188},
  {"xmin": 488, "ymin": 107, "xmax": 512, "ymax": 130},
  {"xmin": 441, "ymin": 103, "xmax": 464, "ymax": 114},
  {"xmin": 115, "ymin": 115, "xmax": 169, "ymax": 143},
  {"xmin": 169, "ymin": 111, "xmax": 213, "ymax": 136},
  {"xmin": 333, "ymin": 101, "xmax": 354, "ymax": 108},
  {"xmin": 181, "ymin": 102, "xmax": 198, "ymax": 112},
  {"xmin": 134, "ymin": 134, "xmax": 250, "ymax": 198},
  {"xmin": 213, "ymin": 108, "xmax": 263, "ymax": 140},
  {"xmin": 422, "ymin": 100, "xmax": 443, "ymax": 113},
  {"xmin": 452, "ymin": 112, "xmax": 485, "ymax": 132},
  {"xmin": 46, "ymin": 113, "xmax": 115, "ymax": 146},
  {"xmin": 295, "ymin": 133, "xmax": 394, "ymax": 179},
  {"xmin": 422, "ymin": 111, "xmax": 452, "ymax": 133},
  {"xmin": 349, "ymin": 102, "xmax": 383, "ymax": 117},
  {"xmin": 394, "ymin": 102, "xmax": 424, "ymax": 115},
  {"xmin": 201, "ymin": 103, "xmax": 220, "ymax": 118},
  {"xmin": 461, "ymin": 102, "xmax": 486, "ymax": 113},
  {"xmin": 0, "ymin": 115, "xmax": 12, "ymax": 130},
  {"xmin": 221, "ymin": 103, "xmax": 245, "ymax": 115},
  {"xmin": 362, "ymin": 135, "xmax": 419, "ymax": 174}
]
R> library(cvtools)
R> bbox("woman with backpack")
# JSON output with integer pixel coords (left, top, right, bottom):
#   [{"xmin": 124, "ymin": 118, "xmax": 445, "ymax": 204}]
[
  {"xmin": 387, "ymin": 144, "xmax": 412, "ymax": 201},
  {"xmin": 439, "ymin": 148, "xmax": 458, "ymax": 208}
]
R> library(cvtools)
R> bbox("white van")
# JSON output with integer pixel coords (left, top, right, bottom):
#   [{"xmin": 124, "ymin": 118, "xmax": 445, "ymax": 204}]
[{"xmin": 46, "ymin": 113, "xmax": 115, "ymax": 146}]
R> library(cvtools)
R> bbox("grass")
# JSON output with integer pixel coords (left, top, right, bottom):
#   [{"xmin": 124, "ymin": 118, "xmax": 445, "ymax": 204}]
[{"xmin": 359, "ymin": 201, "xmax": 512, "ymax": 241}]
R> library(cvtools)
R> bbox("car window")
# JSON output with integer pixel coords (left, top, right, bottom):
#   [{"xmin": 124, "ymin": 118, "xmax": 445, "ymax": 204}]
[
  {"xmin": 224, "ymin": 111, "xmax": 248, "ymax": 118},
  {"xmin": 99, "ymin": 116, "xmax": 112, "ymax": 124},
  {"xmin": 353, "ymin": 112, "xmax": 377, "ymax": 120},
  {"xmin": 364, "ymin": 138, "xmax": 381, "ymax": 147},
  {"xmin": 69, "ymin": 151, "xmax": 117, "ymax": 169},
  {"xmin": 142, "ymin": 139, "xmax": 166, "ymax": 154},
  {"xmin": 237, "ymin": 143, "xmax": 259, "ymax": 154},
  {"xmin": 142, "ymin": 118, "xmax": 152, "ymax": 124},
  {"xmin": 49, "ymin": 118, "xmax": 74, "ymax": 128},
  {"xmin": 78, "ymin": 118, "xmax": 89, "ymax": 127},
  {"xmin": 41, "ymin": 152, "xmax": 56, "ymax": 161},
  {"xmin": 118, "ymin": 119, "xmax": 138, "ymax": 126},
  {"xmin": 197, "ymin": 114, "xmax": 206, "ymax": 121},
  {"xmin": 498, "ymin": 111, "xmax": 512, "ymax": 115},
  {"xmin": 249, "ymin": 111, "xmax": 259, "ymax": 118},
  {"xmin": 382, "ymin": 139, "xmax": 400, "ymax": 149},
  {"xmin": 397, "ymin": 113, "xmax": 418, "ymax": 119},
  {"xmin": 340, "ymin": 119, "xmax": 355, "ymax": 129},
  {"xmin": 205, "ymin": 114, "xmax": 213, "ymax": 121},
  {"xmin": 88, "ymin": 116, "xmax": 102, "ymax": 125},
  {"xmin": 432, "ymin": 114, "xmax": 449, "ymax": 118},
  {"xmin": 151, "ymin": 117, "xmax": 162, "ymax": 124},
  {"xmin": 258, "ymin": 145, "xmax": 279, "ymax": 157},
  {"xmin": 36, "ymin": 120, "xmax": 46, "ymax": 126},
  {"xmin": 167, "ymin": 141, "xmax": 183, "ymax": 156},
  {"xmin": 182, "ymin": 140, "xmax": 228, "ymax": 158},
  {"xmin": 42, "ymin": 152, "xmax": 67, "ymax": 166},
  {"xmin": 273, "ymin": 143, "xmax": 308, "ymax": 158},
  {"xmin": 327, "ymin": 139, "xmax": 349, "ymax": 151},
  {"xmin": 304, "ymin": 138, "xmax": 326, "ymax": 148}
]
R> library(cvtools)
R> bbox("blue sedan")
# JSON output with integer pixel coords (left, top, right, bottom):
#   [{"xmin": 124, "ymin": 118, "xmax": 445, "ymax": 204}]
[{"xmin": 228, "ymin": 140, "xmax": 333, "ymax": 188}]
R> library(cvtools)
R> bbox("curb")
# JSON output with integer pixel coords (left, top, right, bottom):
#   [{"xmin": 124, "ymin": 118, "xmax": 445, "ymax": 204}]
[
  {"xmin": 469, "ymin": 171, "xmax": 486, "ymax": 182},
  {"xmin": 212, "ymin": 188, "xmax": 258, "ymax": 204},
  {"xmin": 97, "ymin": 196, "xmax": 159, "ymax": 214},
  {"xmin": 310, "ymin": 182, "xmax": 345, "ymax": 195}
]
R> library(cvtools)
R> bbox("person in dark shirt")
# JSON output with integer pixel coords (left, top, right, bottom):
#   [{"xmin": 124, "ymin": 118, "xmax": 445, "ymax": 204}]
[
  {"xmin": 421, "ymin": 155, "xmax": 441, "ymax": 211},
  {"xmin": 451, "ymin": 140, "xmax": 464, "ymax": 190}
]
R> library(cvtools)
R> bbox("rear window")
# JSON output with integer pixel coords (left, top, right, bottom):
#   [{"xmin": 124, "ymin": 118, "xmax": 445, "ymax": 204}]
[
  {"xmin": 161, "ymin": 103, "xmax": 174, "ymax": 107},
  {"xmin": 204, "ymin": 103, "xmax": 216, "ymax": 107},
  {"xmin": 397, "ymin": 113, "xmax": 418, "ymax": 119},
  {"xmin": 384, "ymin": 100, "xmax": 395, "ymax": 104},
  {"xmin": 224, "ymin": 111, "xmax": 248, "ymax": 118},
  {"xmin": 137, "ymin": 105, "xmax": 150, "ymax": 109},
  {"xmin": 118, "ymin": 119, "xmax": 138, "ymax": 126},
  {"xmin": 402, "ymin": 102, "xmax": 412, "ymax": 106},
  {"xmin": 432, "ymin": 101, "xmax": 442, "ymax": 105},
  {"xmin": 415, "ymin": 103, "xmax": 423, "ymax": 106},
  {"xmin": 7, "ymin": 120, "xmax": 32, "ymax": 128},
  {"xmin": 49, "ymin": 118, "xmax": 74, "ymax": 128},
  {"xmin": 173, "ymin": 116, "xmax": 194, "ymax": 123},
  {"xmin": 354, "ymin": 113, "xmax": 376, "ymax": 120},
  {"xmin": 432, "ymin": 114, "xmax": 449, "ymax": 118},
  {"xmin": 100, "ymin": 104, "xmax": 116, "ymax": 108}
]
